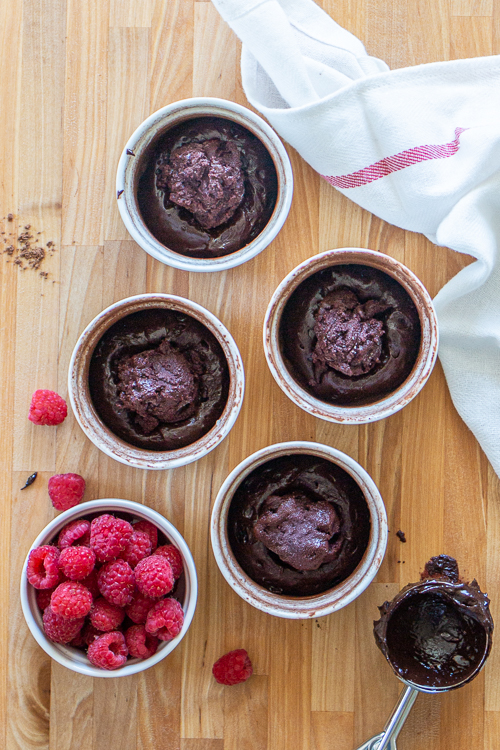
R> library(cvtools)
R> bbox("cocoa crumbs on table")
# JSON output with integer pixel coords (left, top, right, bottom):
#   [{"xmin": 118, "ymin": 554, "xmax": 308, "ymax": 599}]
[{"xmin": 1, "ymin": 214, "xmax": 56, "ymax": 276}]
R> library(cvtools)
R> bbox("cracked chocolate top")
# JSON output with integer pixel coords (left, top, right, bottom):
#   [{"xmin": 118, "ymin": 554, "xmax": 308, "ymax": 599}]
[
  {"xmin": 137, "ymin": 117, "xmax": 278, "ymax": 259},
  {"xmin": 117, "ymin": 339, "xmax": 200, "ymax": 432},
  {"xmin": 89, "ymin": 308, "xmax": 229, "ymax": 451},
  {"xmin": 374, "ymin": 556, "xmax": 494, "ymax": 690},
  {"xmin": 280, "ymin": 264, "xmax": 421, "ymax": 406},
  {"xmin": 157, "ymin": 139, "xmax": 245, "ymax": 230},
  {"xmin": 253, "ymin": 492, "xmax": 341, "ymax": 571},
  {"xmin": 228, "ymin": 454, "xmax": 371, "ymax": 597},
  {"xmin": 312, "ymin": 289, "xmax": 389, "ymax": 377}
]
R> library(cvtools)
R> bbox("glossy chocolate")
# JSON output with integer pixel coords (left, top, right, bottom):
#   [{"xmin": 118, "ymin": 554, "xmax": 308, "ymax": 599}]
[
  {"xmin": 89, "ymin": 308, "xmax": 229, "ymax": 451},
  {"xmin": 137, "ymin": 117, "xmax": 278, "ymax": 259},
  {"xmin": 374, "ymin": 556, "xmax": 494, "ymax": 690},
  {"xmin": 228, "ymin": 454, "xmax": 371, "ymax": 597},
  {"xmin": 280, "ymin": 264, "xmax": 421, "ymax": 406}
]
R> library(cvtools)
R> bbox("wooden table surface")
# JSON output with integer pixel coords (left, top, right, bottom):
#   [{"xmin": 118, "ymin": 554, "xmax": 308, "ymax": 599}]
[{"xmin": 1, "ymin": 1, "xmax": 499, "ymax": 748}]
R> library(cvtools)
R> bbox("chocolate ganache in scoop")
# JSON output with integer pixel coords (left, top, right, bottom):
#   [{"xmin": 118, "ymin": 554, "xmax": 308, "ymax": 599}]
[
  {"xmin": 228, "ymin": 454, "xmax": 371, "ymax": 596},
  {"xmin": 374, "ymin": 556, "xmax": 494, "ymax": 690},
  {"xmin": 280, "ymin": 264, "xmax": 421, "ymax": 406},
  {"xmin": 137, "ymin": 117, "xmax": 278, "ymax": 259}
]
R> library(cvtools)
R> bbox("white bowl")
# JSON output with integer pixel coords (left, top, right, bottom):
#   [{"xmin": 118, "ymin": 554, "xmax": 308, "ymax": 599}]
[
  {"xmin": 264, "ymin": 248, "xmax": 439, "ymax": 424},
  {"xmin": 20, "ymin": 499, "xmax": 198, "ymax": 678},
  {"xmin": 211, "ymin": 441, "xmax": 387, "ymax": 619},
  {"xmin": 68, "ymin": 293, "xmax": 245, "ymax": 470},
  {"xmin": 116, "ymin": 97, "xmax": 293, "ymax": 272}
]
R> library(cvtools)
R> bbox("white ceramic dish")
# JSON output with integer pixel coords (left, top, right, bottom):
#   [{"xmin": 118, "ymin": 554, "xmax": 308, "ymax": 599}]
[
  {"xmin": 116, "ymin": 97, "xmax": 293, "ymax": 272},
  {"xmin": 211, "ymin": 441, "xmax": 387, "ymax": 619},
  {"xmin": 68, "ymin": 293, "xmax": 245, "ymax": 470},
  {"xmin": 20, "ymin": 498, "xmax": 198, "ymax": 678},
  {"xmin": 264, "ymin": 248, "xmax": 439, "ymax": 424}
]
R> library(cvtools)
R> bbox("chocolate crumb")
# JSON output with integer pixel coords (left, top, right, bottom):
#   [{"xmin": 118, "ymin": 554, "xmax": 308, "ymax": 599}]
[
  {"xmin": 20, "ymin": 472, "xmax": 38, "ymax": 490},
  {"xmin": 46, "ymin": 241, "xmax": 54, "ymax": 248},
  {"xmin": 396, "ymin": 530, "xmax": 406, "ymax": 543},
  {"xmin": 39, "ymin": 271, "xmax": 48, "ymax": 278},
  {"xmin": 7, "ymin": 213, "xmax": 13, "ymax": 221},
  {"xmin": 117, "ymin": 189, "xmax": 124, "ymax": 199},
  {"xmin": 24, "ymin": 224, "xmax": 31, "ymax": 229},
  {"xmin": 126, "ymin": 149, "xmax": 135, "ymax": 156}
]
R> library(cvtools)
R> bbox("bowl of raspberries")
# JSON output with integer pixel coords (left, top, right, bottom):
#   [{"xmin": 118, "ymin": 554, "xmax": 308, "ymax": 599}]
[{"xmin": 20, "ymin": 498, "xmax": 197, "ymax": 676}]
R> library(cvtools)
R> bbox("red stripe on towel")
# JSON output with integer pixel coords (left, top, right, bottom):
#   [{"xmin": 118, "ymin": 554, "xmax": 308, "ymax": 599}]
[{"xmin": 323, "ymin": 128, "xmax": 467, "ymax": 189}]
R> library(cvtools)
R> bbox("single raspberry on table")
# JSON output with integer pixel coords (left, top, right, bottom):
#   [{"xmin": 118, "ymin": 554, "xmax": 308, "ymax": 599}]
[
  {"xmin": 97, "ymin": 559, "xmax": 135, "ymax": 607},
  {"xmin": 90, "ymin": 597, "xmax": 125, "ymax": 632},
  {"xmin": 125, "ymin": 624, "xmax": 159, "ymax": 659},
  {"xmin": 58, "ymin": 518, "xmax": 91, "ymax": 549},
  {"xmin": 48, "ymin": 473, "xmax": 86, "ymax": 511},
  {"xmin": 26, "ymin": 545, "xmax": 61, "ymax": 589},
  {"xmin": 145, "ymin": 597, "xmax": 184, "ymax": 641},
  {"xmin": 28, "ymin": 390, "xmax": 67, "ymax": 426},
  {"xmin": 43, "ymin": 606, "xmax": 85, "ymax": 644},
  {"xmin": 135, "ymin": 555, "xmax": 174, "ymax": 599},
  {"xmin": 87, "ymin": 631, "xmax": 128, "ymax": 670},
  {"xmin": 133, "ymin": 520, "xmax": 158, "ymax": 550},
  {"xmin": 36, "ymin": 587, "xmax": 57, "ymax": 611},
  {"xmin": 50, "ymin": 581, "xmax": 93, "ymax": 619},
  {"xmin": 59, "ymin": 546, "xmax": 96, "ymax": 581},
  {"xmin": 119, "ymin": 530, "xmax": 152, "ymax": 568},
  {"xmin": 90, "ymin": 514, "xmax": 133, "ymax": 562},
  {"xmin": 212, "ymin": 649, "xmax": 253, "ymax": 686},
  {"xmin": 154, "ymin": 544, "xmax": 183, "ymax": 580},
  {"xmin": 125, "ymin": 591, "xmax": 156, "ymax": 624}
]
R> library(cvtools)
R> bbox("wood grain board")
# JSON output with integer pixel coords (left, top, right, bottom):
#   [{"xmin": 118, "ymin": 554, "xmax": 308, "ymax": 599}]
[{"xmin": 1, "ymin": 1, "xmax": 499, "ymax": 748}]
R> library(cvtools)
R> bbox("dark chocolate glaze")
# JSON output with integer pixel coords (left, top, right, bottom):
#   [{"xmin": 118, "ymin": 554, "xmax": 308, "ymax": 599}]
[
  {"xmin": 89, "ymin": 309, "xmax": 229, "ymax": 451},
  {"xmin": 280, "ymin": 264, "xmax": 421, "ymax": 406},
  {"xmin": 137, "ymin": 117, "xmax": 278, "ymax": 259},
  {"xmin": 228, "ymin": 454, "xmax": 371, "ymax": 597},
  {"xmin": 374, "ymin": 556, "xmax": 494, "ymax": 690}
]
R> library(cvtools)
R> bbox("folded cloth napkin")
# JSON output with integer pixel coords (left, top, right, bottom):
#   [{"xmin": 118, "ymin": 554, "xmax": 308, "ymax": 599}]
[{"xmin": 212, "ymin": 0, "xmax": 500, "ymax": 476}]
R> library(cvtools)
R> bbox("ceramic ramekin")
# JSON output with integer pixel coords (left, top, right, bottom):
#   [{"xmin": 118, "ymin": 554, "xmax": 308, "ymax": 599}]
[
  {"xmin": 211, "ymin": 441, "xmax": 387, "ymax": 619},
  {"xmin": 68, "ymin": 293, "xmax": 245, "ymax": 470},
  {"xmin": 264, "ymin": 248, "xmax": 439, "ymax": 424},
  {"xmin": 116, "ymin": 97, "xmax": 293, "ymax": 272},
  {"xmin": 21, "ymin": 498, "xmax": 198, "ymax": 678}
]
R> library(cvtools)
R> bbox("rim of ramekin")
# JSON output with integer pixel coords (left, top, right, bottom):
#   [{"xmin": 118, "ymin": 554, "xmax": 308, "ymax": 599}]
[
  {"xmin": 210, "ymin": 441, "xmax": 387, "ymax": 619},
  {"xmin": 68, "ymin": 294, "xmax": 245, "ymax": 470},
  {"xmin": 20, "ymin": 498, "xmax": 198, "ymax": 678},
  {"xmin": 116, "ymin": 97, "xmax": 294, "ymax": 272},
  {"xmin": 263, "ymin": 248, "xmax": 439, "ymax": 424}
]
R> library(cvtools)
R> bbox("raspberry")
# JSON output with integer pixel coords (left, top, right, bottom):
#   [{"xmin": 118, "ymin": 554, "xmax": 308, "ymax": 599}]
[
  {"xmin": 48, "ymin": 473, "xmax": 86, "ymax": 511},
  {"xmin": 87, "ymin": 631, "xmax": 128, "ymax": 670},
  {"xmin": 50, "ymin": 581, "xmax": 93, "ymax": 619},
  {"xmin": 212, "ymin": 649, "xmax": 253, "ymax": 686},
  {"xmin": 97, "ymin": 560, "xmax": 135, "ymax": 607},
  {"xmin": 36, "ymin": 587, "xmax": 56, "ymax": 611},
  {"xmin": 145, "ymin": 598, "xmax": 184, "ymax": 641},
  {"xmin": 119, "ymin": 530, "xmax": 152, "ymax": 568},
  {"xmin": 133, "ymin": 520, "xmax": 158, "ymax": 550},
  {"xmin": 82, "ymin": 621, "xmax": 102, "ymax": 646},
  {"xmin": 79, "ymin": 568, "xmax": 100, "ymax": 599},
  {"xmin": 29, "ymin": 390, "xmax": 67, "ymax": 426},
  {"xmin": 90, "ymin": 514, "xmax": 133, "ymax": 562},
  {"xmin": 43, "ymin": 606, "xmax": 85, "ymax": 644},
  {"xmin": 125, "ymin": 591, "xmax": 156, "ymax": 624},
  {"xmin": 154, "ymin": 545, "xmax": 183, "ymax": 580},
  {"xmin": 59, "ymin": 546, "xmax": 96, "ymax": 581},
  {"xmin": 135, "ymin": 555, "xmax": 174, "ymax": 598},
  {"xmin": 26, "ymin": 545, "xmax": 61, "ymax": 589},
  {"xmin": 58, "ymin": 519, "xmax": 91, "ymax": 549},
  {"xmin": 90, "ymin": 597, "xmax": 125, "ymax": 632},
  {"xmin": 125, "ymin": 624, "xmax": 159, "ymax": 659},
  {"xmin": 69, "ymin": 629, "xmax": 87, "ymax": 648}
]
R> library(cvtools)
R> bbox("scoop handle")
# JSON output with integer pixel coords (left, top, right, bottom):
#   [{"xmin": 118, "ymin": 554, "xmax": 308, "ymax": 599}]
[{"xmin": 354, "ymin": 685, "xmax": 419, "ymax": 750}]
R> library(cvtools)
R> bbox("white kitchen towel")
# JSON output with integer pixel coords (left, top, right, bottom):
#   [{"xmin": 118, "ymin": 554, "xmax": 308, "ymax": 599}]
[{"xmin": 211, "ymin": 0, "xmax": 500, "ymax": 476}]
